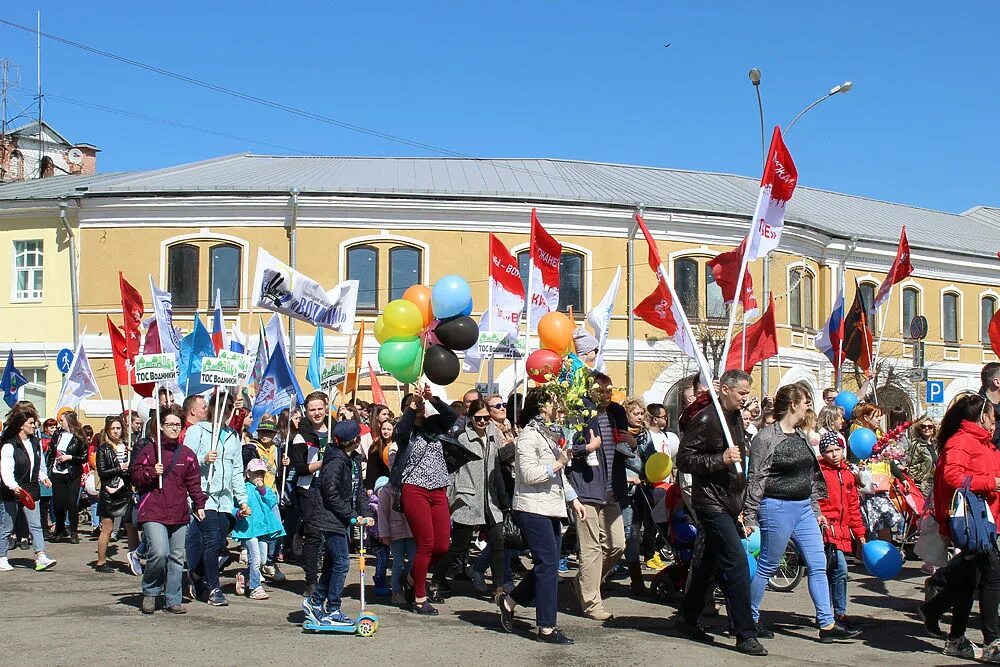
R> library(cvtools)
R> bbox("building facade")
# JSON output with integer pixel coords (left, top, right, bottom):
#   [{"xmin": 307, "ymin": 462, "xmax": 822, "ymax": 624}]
[{"xmin": 0, "ymin": 154, "xmax": 997, "ymax": 422}]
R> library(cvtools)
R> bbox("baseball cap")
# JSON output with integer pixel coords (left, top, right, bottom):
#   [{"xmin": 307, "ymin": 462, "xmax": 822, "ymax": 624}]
[
  {"xmin": 333, "ymin": 419, "xmax": 361, "ymax": 443},
  {"xmin": 256, "ymin": 415, "xmax": 277, "ymax": 433},
  {"xmin": 246, "ymin": 458, "xmax": 268, "ymax": 473}
]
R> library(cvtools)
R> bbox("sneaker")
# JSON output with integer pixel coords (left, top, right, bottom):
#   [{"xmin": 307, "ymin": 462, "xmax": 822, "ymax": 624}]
[
  {"xmin": 207, "ymin": 589, "xmax": 229, "ymax": 607},
  {"xmin": 819, "ymin": 623, "xmax": 862, "ymax": 643},
  {"xmin": 835, "ymin": 614, "xmax": 862, "ymax": 632},
  {"xmin": 126, "ymin": 550, "xmax": 143, "ymax": 577},
  {"xmin": 261, "ymin": 564, "xmax": 275, "ymax": 578},
  {"xmin": 302, "ymin": 597, "xmax": 324, "ymax": 623},
  {"xmin": 496, "ymin": 593, "xmax": 514, "ymax": 632},
  {"xmin": 675, "ymin": 621, "xmax": 715, "ymax": 644},
  {"xmin": 984, "ymin": 639, "xmax": 1000, "ymax": 664},
  {"xmin": 736, "ymin": 637, "xmax": 769, "ymax": 656},
  {"xmin": 239, "ymin": 549, "xmax": 248, "ymax": 565},
  {"xmin": 69, "ymin": 533, "xmax": 80, "ymax": 545},
  {"xmin": 19, "ymin": 538, "xmax": 30, "ymax": 550},
  {"xmin": 319, "ymin": 609, "xmax": 355, "ymax": 626},
  {"xmin": 95, "ymin": 563, "xmax": 115, "ymax": 574},
  {"xmin": 0, "ymin": 557, "xmax": 12, "ymax": 571},
  {"xmin": 755, "ymin": 622, "xmax": 775, "ymax": 639},
  {"xmin": 35, "ymin": 554, "xmax": 56, "ymax": 571},
  {"xmin": 249, "ymin": 586, "xmax": 270, "ymax": 600},
  {"xmin": 141, "ymin": 595, "xmax": 156, "ymax": 614},
  {"xmin": 945, "ymin": 635, "xmax": 983, "ymax": 660},
  {"xmin": 413, "ymin": 600, "xmax": 439, "ymax": 616},
  {"xmin": 235, "ymin": 573, "xmax": 246, "ymax": 596},
  {"xmin": 470, "ymin": 568, "xmax": 488, "ymax": 593},
  {"xmin": 645, "ymin": 553, "xmax": 667, "ymax": 570},
  {"xmin": 558, "ymin": 557, "xmax": 570, "ymax": 573},
  {"xmin": 163, "ymin": 604, "xmax": 187, "ymax": 615},
  {"xmin": 537, "ymin": 628, "xmax": 574, "ymax": 645}
]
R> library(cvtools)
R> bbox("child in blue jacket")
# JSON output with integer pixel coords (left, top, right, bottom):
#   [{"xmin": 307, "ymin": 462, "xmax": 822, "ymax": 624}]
[{"xmin": 232, "ymin": 459, "xmax": 286, "ymax": 599}]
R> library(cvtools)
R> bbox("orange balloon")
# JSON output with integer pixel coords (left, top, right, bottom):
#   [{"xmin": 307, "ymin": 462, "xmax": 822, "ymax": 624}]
[
  {"xmin": 402, "ymin": 284, "xmax": 433, "ymax": 328},
  {"xmin": 537, "ymin": 312, "xmax": 574, "ymax": 355}
]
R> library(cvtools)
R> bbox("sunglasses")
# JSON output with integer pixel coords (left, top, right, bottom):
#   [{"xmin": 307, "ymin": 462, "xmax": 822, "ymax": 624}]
[
  {"xmin": 489, "ymin": 403, "xmax": 506, "ymax": 410},
  {"xmin": 472, "ymin": 415, "xmax": 490, "ymax": 422}
]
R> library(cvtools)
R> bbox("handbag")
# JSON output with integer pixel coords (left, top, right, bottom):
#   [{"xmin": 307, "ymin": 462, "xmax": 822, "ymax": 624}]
[{"xmin": 502, "ymin": 511, "xmax": 525, "ymax": 550}]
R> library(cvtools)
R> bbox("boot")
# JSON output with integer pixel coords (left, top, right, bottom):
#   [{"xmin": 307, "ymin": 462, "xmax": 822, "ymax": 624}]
[{"xmin": 628, "ymin": 563, "xmax": 651, "ymax": 598}]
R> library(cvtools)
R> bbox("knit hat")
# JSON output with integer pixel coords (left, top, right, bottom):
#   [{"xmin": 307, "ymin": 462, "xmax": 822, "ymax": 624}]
[
  {"xmin": 819, "ymin": 431, "xmax": 843, "ymax": 453},
  {"xmin": 573, "ymin": 328, "xmax": 599, "ymax": 355},
  {"xmin": 246, "ymin": 458, "xmax": 268, "ymax": 473},
  {"xmin": 373, "ymin": 476, "xmax": 390, "ymax": 493},
  {"xmin": 332, "ymin": 419, "xmax": 361, "ymax": 444}
]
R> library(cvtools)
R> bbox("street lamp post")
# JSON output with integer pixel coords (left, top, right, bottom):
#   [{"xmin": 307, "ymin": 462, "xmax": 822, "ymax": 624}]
[{"xmin": 785, "ymin": 81, "xmax": 853, "ymax": 135}]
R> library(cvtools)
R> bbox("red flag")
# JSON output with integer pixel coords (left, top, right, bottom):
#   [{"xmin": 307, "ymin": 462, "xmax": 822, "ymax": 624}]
[
  {"xmin": 488, "ymin": 233, "xmax": 525, "ymax": 334},
  {"xmin": 706, "ymin": 237, "xmax": 759, "ymax": 316},
  {"xmin": 725, "ymin": 293, "xmax": 778, "ymax": 373},
  {"xmin": 527, "ymin": 209, "xmax": 561, "ymax": 330},
  {"xmin": 745, "ymin": 127, "xmax": 798, "ymax": 261},
  {"xmin": 989, "ymin": 307, "xmax": 1000, "ymax": 358},
  {"xmin": 872, "ymin": 227, "xmax": 913, "ymax": 311},
  {"xmin": 119, "ymin": 273, "xmax": 144, "ymax": 359},
  {"xmin": 107, "ymin": 316, "xmax": 132, "ymax": 385},
  {"xmin": 368, "ymin": 362, "xmax": 387, "ymax": 406},
  {"xmin": 633, "ymin": 286, "xmax": 678, "ymax": 335}
]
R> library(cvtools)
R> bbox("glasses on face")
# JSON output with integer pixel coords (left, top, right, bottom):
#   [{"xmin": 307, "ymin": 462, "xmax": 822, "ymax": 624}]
[
  {"xmin": 163, "ymin": 422, "xmax": 182, "ymax": 429},
  {"xmin": 472, "ymin": 415, "xmax": 490, "ymax": 422},
  {"xmin": 489, "ymin": 403, "xmax": 506, "ymax": 410},
  {"xmin": 919, "ymin": 424, "xmax": 934, "ymax": 430}
]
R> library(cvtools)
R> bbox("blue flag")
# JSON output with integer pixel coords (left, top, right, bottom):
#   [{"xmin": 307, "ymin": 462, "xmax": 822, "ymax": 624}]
[
  {"xmin": 306, "ymin": 331, "xmax": 326, "ymax": 390},
  {"xmin": 1, "ymin": 350, "xmax": 29, "ymax": 409},
  {"xmin": 178, "ymin": 315, "xmax": 216, "ymax": 396},
  {"xmin": 250, "ymin": 345, "xmax": 305, "ymax": 434}
]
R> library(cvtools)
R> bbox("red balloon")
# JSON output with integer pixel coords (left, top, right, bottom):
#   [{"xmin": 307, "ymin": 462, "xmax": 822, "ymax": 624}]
[{"xmin": 526, "ymin": 349, "xmax": 563, "ymax": 384}]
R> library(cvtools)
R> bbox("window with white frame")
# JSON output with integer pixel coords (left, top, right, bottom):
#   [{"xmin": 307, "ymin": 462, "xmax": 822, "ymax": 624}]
[
  {"xmin": 942, "ymin": 291, "xmax": 960, "ymax": 344},
  {"xmin": 983, "ymin": 295, "xmax": 998, "ymax": 347},
  {"xmin": 516, "ymin": 249, "xmax": 586, "ymax": 313},
  {"xmin": 13, "ymin": 240, "xmax": 43, "ymax": 301},
  {"xmin": 858, "ymin": 282, "xmax": 877, "ymax": 312},
  {"xmin": 902, "ymin": 287, "xmax": 920, "ymax": 337},
  {"xmin": 166, "ymin": 240, "xmax": 242, "ymax": 310},
  {"xmin": 789, "ymin": 267, "xmax": 815, "ymax": 329},
  {"xmin": 346, "ymin": 241, "xmax": 424, "ymax": 312}
]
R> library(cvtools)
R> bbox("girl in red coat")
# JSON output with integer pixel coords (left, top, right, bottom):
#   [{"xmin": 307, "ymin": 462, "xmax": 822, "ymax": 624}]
[
  {"xmin": 817, "ymin": 431, "xmax": 867, "ymax": 629},
  {"xmin": 921, "ymin": 393, "xmax": 1000, "ymax": 662}
]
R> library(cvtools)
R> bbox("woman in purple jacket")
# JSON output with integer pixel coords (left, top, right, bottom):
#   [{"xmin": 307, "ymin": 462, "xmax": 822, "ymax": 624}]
[{"xmin": 132, "ymin": 406, "xmax": 207, "ymax": 615}]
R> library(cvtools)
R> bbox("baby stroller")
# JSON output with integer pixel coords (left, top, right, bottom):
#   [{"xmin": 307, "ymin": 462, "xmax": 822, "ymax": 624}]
[
  {"xmin": 645, "ymin": 482, "xmax": 698, "ymax": 600},
  {"xmin": 889, "ymin": 471, "xmax": 924, "ymax": 559}
]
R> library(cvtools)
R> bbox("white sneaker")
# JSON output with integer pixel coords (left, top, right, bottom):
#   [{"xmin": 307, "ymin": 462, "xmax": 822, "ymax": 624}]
[
  {"xmin": 470, "ymin": 569, "xmax": 488, "ymax": 593},
  {"xmin": 35, "ymin": 554, "xmax": 56, "ymax": 571},
  {"xmin": 984, "ymin": 639, "xmax": 1000, "ymax": 664},
  {"xmin": 945, "ymin": 636, "xmax": 983, "ymax": 660},
  {"xmin": 0, "ymin": 557, "xmax": 12, "ymax": 571},
  {"xmin": 235, "ymin": 572, "xmax": 246, "ymax": 596}
]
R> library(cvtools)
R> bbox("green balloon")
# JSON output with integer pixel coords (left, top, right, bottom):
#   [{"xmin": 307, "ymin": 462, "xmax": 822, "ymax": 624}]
[
  {"xmin": 378, "ymin": 338, "xmax": 420, "ymax": 374},
  {"xmin": 393, "ymin": 345, "xmax": 425, "ymax": 384}
]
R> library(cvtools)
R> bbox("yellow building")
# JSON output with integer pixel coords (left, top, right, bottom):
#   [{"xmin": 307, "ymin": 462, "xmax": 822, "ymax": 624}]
[{"xmin": 0, "ymin": 154, "xmax": 997, "ymax": 422}]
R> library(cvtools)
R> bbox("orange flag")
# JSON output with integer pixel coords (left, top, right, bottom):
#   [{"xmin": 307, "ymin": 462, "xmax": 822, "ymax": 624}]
[{"xmin": 368, "ymin": 362, "xmax": 387, "ymax": 406}]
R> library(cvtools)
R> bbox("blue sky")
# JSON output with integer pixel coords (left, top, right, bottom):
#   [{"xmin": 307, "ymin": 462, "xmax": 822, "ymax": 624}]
[{"xmin": 2, "ymin": 2, "xmax": 997, "ymax": 212}]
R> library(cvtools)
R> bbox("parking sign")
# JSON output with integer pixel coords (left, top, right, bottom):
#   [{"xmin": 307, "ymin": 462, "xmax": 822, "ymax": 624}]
[{"xmin": 925, "ymin": 380, "xmax": 945, "ymax": 404}]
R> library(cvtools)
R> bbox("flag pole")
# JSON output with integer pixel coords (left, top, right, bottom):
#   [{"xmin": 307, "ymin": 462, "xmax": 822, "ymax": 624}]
[
  {"xmin": 741, "ymin": 310, "xmax": 748, "ymax": 371},
  {"xmin": 155, "ymin": 382, "xmax": 163, "ymax": 489},
  {"xmin": 521, "ymin": 254, "xmax": 535, "ymax": 399},
  {"xmin": 279, "ymin": 389, "xmax": 294, "ymax": 503},
  {"xmin": 719, "ymin": 239, "xmax": 753, "ymax": 371},
  {"xmin": 871, "ymin": 286, "xmax": 894, "ymax": 372}
]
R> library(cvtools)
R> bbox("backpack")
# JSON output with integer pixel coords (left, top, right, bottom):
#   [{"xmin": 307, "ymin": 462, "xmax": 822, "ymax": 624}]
[{"xmin": 949, "ymin": 477, "xmax": 998, "ymax": 554}]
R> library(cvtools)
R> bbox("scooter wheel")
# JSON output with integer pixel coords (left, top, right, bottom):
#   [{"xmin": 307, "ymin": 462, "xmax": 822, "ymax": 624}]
[{"xmin": 357, "ymin": 618, "xmax": 378, "ymax": 637}]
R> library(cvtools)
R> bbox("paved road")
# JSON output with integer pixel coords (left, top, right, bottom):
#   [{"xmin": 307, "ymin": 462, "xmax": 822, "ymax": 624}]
[{"xmin": 0, "ymin": 538, "xmax": 974, "ymax": 666}]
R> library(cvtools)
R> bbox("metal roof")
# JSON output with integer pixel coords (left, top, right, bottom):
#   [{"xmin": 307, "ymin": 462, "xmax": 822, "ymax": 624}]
[{"xmin": 0, "ymin": 153, "xmax": 996, "ymax": 257}]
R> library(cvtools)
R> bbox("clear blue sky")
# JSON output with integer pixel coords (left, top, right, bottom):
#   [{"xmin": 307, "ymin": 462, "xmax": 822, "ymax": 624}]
[{"xmin": 2, "ymin": 2, "xmax": 997, "ymax": 212}]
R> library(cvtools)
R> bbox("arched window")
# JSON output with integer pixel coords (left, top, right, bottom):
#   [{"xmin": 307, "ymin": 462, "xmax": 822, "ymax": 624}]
[
  {"xmin": 347, "ymin": 245, "xmax": 378, "ymax": 311},
  {"xmin": 705, "ymin": 265, "xmax": 725, "ymax": 320},
  {"xmin": 902, "ymin": 286, "xmax": 920, "ymax": 336},
  {"xmin": 9, "ymin": 151, "xmax": 22, "ymax": 180},
  {"xmin": 983, "ymin": 295, "xmax": 999, "ymax": 346},
  {"xmin": 858, "ymin": 282, "xmax": 877, "ymax": 312},
  {"xmin": 209, "ymin": 244, "xmax": 241, "ymax": 308},
  {"xmin": 789, "ymin": 268, "xmax": 815, "ymax": 329},
  {"xmin": 12, "ymin": 240, "xmax": 43, "ymax": 301},
  {"xmin": 674, "ymin": 258, "xmax": 699, "ymax": 318},
  {"xmin": 942, "ymin": 292, "xmax": 960, "ymax": 344},
  {"xmin": 168, "ymin": 243, "xmax": 199, "ymax": 308},
  {"xmin": 389, "ymin": 246, "xmax": 421, "ymax": 301},
  {"xmin": 515, "ymin": 250, "xmax": 586, "ymax": 313}
]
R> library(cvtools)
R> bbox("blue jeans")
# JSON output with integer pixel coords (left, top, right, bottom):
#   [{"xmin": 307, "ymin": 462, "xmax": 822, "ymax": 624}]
[
  {"xmin": 313, "ymin": 532, "xmax": 350, "ymax": 611},
  {"xmin": 509, "ymin": 512, "xmax": 561, "ymax": 629},
  {"xmin": 828, "ymin": 548, "xmax": 848, "ymax": 618},
  {"xmin": 142, "ymin": 522, "xmax": 187, "ymax": 607},
  {"xmin": 185, "ymin": 510, "xmax": 234, "ymax": 595},
  {"xmin": 622, "ymin": 502, "xmax": 640, "ymax": 564},
  {"xmin": 0, "ymin": 500, "xmax": 45, "ymax": 557},
  {"xmin": 751, "ymin": 497, "xmax": 834, "ymax": 627},
  {"xmin": 242, "ymin": 537, "xmax": 269, "ymax": 591},
  {"xmin": 267, "ymin": 504, "xmax": 282, "ymax": 562},
  {"xmin": 391, "ymin": 538, "xmax": 416, "ymax": 593}
]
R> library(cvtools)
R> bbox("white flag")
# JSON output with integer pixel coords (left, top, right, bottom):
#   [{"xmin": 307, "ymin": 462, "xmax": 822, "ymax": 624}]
[
  {"xmin": 745, "ymin": 127, "xmax": 798, "ymax": 261},
  {"xmin": 149, "ymin": 276, "xmax": 181, "ymax": 357},
  {"xmin": 55, "ymin": 342, "xmax": 100, "ymax": 410},
  {"xmin": 251, "ymin": 248, "xmax": 358, "ymax": 333},
  {"xmin": 527, "ymin": 209, "xmax": 561, "ymax": 333},
  {"xmin": 586, "ymin": 266, "xmax": 621, "ymax": 372}
]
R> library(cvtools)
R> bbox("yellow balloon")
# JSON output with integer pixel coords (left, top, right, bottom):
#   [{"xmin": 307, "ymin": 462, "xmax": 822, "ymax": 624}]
[
  {"xmin": 374, "ymin": 316, "xmax": 389, "ymax": 344},
  {"xmin": 645, "ymin": 452, "xmax": 673, "ymax": 483},
  {"xmin": 382, "ymin": 299, "xmax": 424, "ymax": 338}
]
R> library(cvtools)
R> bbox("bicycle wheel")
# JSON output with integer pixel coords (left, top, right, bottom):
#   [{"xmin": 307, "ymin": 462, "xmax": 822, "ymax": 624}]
[{"xmin": 768, "ymin": 543, "xmax": 805, "ymax": 592}]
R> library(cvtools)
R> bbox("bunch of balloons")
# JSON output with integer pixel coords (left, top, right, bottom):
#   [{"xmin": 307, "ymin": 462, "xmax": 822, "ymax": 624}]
[
  {"xmin": 525, "ymin": 311, "xmax": 575, "ymax": 383},
  {"xmin": 375, "ymin": 276, "xmax": 479, "ymax": 386}
]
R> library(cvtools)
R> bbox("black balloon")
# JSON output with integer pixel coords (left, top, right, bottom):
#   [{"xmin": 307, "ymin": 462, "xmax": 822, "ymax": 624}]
[
  {"xmin": 434, "ymin": 315, "xmax": 479, "ymax": 351},
  {"xmin": 423, "ymin": 344, "xmax": 461, "ymax": 385}
]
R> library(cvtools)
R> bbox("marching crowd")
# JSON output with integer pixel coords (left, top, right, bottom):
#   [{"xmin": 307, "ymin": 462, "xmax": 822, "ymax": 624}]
[{"xmin": 2, "ymin": 344, "xmax": 1000, "ymax": 660}]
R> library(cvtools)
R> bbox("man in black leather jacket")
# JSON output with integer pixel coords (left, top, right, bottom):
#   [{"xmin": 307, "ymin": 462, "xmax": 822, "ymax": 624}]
[{"xmin": 674, "ymin": 369, "xmax": 765, "ymax": 657}]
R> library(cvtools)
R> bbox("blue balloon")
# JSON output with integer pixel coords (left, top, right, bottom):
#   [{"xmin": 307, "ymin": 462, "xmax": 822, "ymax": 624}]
[
  {"xmin": 431, "ymin": 275, "xmax": 473, "ymax": 319},
  {"xmin": 742, "ymin": 530, "xmax": 761, "ymax": 557},
  {"xmin": 849, "ymin": 427, "xmax": 877, "ymax": 460},
  {"xmin": 460, "ymin": 298, "xmax": 473, "ymax": 317},
  {"xmin": 861, "ymin": 539, "xmax": 903, "ymax": 580},
  {"xmin": 747, "ymin": 551, "xmax": 758, "ymax": 580},
  {"xmin": 834, "ymin": 391, "xmax": 860, "ymax": 417}
]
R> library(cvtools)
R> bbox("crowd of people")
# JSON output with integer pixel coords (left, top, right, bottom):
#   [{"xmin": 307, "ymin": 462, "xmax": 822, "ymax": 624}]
[{"xmin": 2, "ymin": 355, "xmax": 1000, "ymax": 659}]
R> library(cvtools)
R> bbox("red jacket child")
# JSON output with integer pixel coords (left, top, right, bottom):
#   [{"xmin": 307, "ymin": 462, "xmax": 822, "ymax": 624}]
[{"xmin": 818, "ymin": 456, "xmax": 867, "ymax": 552}]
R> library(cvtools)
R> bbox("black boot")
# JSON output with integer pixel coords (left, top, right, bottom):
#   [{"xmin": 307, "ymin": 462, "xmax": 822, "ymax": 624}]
[{"xmin": 628, "ymin": 563, "xmax": 651, "ymax": 598}]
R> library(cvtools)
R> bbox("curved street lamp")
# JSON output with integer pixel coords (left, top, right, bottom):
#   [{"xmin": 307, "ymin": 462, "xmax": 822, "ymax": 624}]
[{"xmin": 784, "ymin": 81, "xmax": 853, "ymax": 134}]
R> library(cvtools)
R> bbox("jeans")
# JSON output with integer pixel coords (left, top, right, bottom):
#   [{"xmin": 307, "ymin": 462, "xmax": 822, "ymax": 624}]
[
  {"xmin": 185, "ymin": 510, "xmax": 234, "ymax": 595},
  {"xmin": 267, "ymin": 504, "xmax": 282, "ymax": 563},
  {"xmin": 297, "ymin": 488, "xmax": 323, "ymax": 586},
  {"xmin": 432, "ymin": 521, "xmax": 506, "ymax": 589},
  {"xmin": 925, "ymin": 550, "xmax": 1000, "ymax": 644},
  {"xmin": 0, "ymin": 500, "xmax": 45, "ymax": 557},
  {"xmin": 142, "ymin": 522, "xmax": 187, "ymax": 607},
  {"xmin": 401, "ymin": 484, "xmax": 451, "ymax": 599},
  {"xmin": 50, "ymin": 473, "xmax": 81, "ymax": 535},
  {"xmin": 242, "ymin": 537, "xmax": 269, "ymax": 591},
  {"xmin": 751, "ymin": 498, "xmax": 834, "ymax": 627},
  {"xmin": 622, "ymin": 502, "xmax": 640, "ymax": 564},
  {"xmin": 313, "ymin": 531, "xmax": 350, "ymax": 611},
  {"xmin": 390, "ymin": 538, "xmax": 417, "ymax": 593},
  {"xmin": 682, "ymin": 511, "xmax": 756, "ymax": 641},
  {"xmin": 509, "ymin": 512, "xmax": 561, "ymax": 629},
  {"xmin": 473, "ymin": 541, "xmax": 513, "ymax": 586},
  {"xmin": 828, "ymin": 548, "xmax": 848, "ymax": 618}
]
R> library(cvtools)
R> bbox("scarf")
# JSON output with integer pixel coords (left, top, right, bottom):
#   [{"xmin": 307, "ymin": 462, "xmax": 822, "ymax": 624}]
[{"xmin": 530, "ymin": 415, "xmax": 565, "ymax": 457}]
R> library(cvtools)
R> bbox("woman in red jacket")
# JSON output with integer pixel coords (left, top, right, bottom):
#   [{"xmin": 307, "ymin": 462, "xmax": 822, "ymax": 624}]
[
  {"xmin": 921, "ymin": 393, "xmax": 999, "ymax": 661},
  {"xmin": 132, "ymin": 406, "xmax": 207, "ymax": 615}
]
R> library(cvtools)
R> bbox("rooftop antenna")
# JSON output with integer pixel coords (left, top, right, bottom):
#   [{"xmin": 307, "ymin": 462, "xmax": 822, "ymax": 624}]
[{"xmin": 36, "ymin": 10, "xmax": 44, "ymax": 178}]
